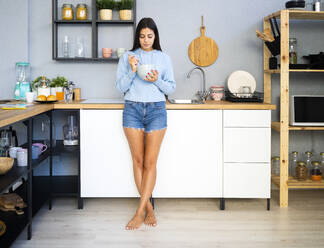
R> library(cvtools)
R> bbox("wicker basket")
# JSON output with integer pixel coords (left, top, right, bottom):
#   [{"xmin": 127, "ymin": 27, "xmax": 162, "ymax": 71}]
[{"xmin": 0, "ymin": 157, "xmax": 14, "ymax": 175}]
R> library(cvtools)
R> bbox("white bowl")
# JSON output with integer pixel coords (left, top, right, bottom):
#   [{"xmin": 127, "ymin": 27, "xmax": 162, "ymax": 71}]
[{"xmin": 137, "ymin": 64, "xmax": 154, "ymax": 80}]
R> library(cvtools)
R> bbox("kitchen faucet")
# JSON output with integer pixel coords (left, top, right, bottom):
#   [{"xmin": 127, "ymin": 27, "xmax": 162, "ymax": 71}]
[{"xmin": 187, "ymin": 66, "xmax": 209, "ymax": 102}]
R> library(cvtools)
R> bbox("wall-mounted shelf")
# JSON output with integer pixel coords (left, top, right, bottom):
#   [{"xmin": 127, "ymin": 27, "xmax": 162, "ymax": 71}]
[
  {"xmin": 271, "ymin": 121, "xmax": 324, "ymax": 131},
  {"xmin": 265, "ymin": 69, "xmax": 324, "ymax": 74},
  {"xmin": 52, "ymin": 0, "xmax": 136, "ymax": 61}
]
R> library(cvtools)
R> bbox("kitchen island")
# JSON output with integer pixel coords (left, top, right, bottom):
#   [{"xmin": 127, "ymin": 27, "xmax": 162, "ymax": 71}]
[{"xmin": 0, "ymin": 100, "xmax": 275, "ymax": 210}]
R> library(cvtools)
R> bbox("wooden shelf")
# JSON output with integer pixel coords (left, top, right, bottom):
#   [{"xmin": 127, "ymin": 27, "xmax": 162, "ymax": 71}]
[
  {"xmin": 96, "ymin": 20, "xmax": 134, "ymax": 24},
  {"xmin": 265, "ymin": 10, "xmax": 324, "ymax": 21},
  {"xmin": 271, "ymin": 121, "xmax": 324, "ymax": 131},
  {"xmin": 272, "ymin": 175, "xmax": 324, "ymax": 189},
  {"xmin": 265, "ymin": 69, "xmax": 324, "ymax": 74}
]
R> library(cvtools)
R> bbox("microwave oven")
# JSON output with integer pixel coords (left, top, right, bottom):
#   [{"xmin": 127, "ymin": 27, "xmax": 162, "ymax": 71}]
[{"xmin": 290, "ymin": 95, "xmax": 324, "ymax": 126}]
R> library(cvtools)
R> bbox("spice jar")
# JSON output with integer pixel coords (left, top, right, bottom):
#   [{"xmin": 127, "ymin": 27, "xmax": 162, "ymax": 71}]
[
  {"xmin": 311, "ymin": 161, "xmax": 322, "ymax": 181},
  {"xmin": 62, "ymin": 4, "xmax": 74, "ymax": 20},
  {"xmin": 295, "ymin": 161, "xmax": 308, "ymax": 181},
  {"xmin": 289, "ymin": 38, "xmax": 297, "ymax": 64},
  {"xmin": 76, "ymin": 4, "xmax": 87, "ymax": 20},
  {"xmin": 290, "ymin": 151, "xmax": 298, "ymax": 177}
]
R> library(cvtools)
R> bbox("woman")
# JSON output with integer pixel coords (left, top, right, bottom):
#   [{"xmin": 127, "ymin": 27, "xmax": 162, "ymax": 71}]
[{"xmin": 116, "ymin": 17, "xmax": 176, "ymax": 230}]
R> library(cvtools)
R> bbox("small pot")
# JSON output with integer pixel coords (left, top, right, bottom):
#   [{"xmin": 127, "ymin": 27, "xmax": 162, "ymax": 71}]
[
  {"xmin": 119, "ymin": 10, "xmax": 132, "ymax": 20},
  {"xmin": 100, "ymin": 9, "xmax": 112, "ymax": 20}
]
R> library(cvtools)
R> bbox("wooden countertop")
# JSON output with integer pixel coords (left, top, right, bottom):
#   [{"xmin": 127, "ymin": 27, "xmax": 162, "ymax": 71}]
[{"xmin": 0, "ymin": 100, "xmax": 275, "ymax": 128}]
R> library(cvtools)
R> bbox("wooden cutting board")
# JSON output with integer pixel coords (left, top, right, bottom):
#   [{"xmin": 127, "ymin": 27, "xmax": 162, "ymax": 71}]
[{"xmin": 188, "ymin": 16, "xmax": 219, "ymax": 67}]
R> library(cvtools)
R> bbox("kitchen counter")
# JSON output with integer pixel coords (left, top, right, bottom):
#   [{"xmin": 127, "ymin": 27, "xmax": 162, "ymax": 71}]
[{"xmin": 0, "ymin": 100, "xmax": 276, "ymax": 128}]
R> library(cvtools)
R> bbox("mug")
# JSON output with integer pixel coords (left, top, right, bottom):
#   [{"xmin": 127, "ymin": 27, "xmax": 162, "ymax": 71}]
[
  {"xmin": 117, "ymin": 48, "xmax": 126, "ymax": 58},
  {"xmin": 102, "ymin": 48, "xmax": 112, "ymax": 58},
  {"xmin": 32, "ymin": 143, "xmax": 47, "ymax": 155},
  {"xmin": 32, "ymin": 145, "xmax": 40, "ymax": 159},
  {"xmin": 17, "ymin": 149, "xmax": 28, "ymax": 167},
  {"xmin": 9, "ymin": 146, "xmax": 22, "ymax": 159},
  {"xmin": 26, "ymin": 92, "xmax": 35, "ymax": 103}
]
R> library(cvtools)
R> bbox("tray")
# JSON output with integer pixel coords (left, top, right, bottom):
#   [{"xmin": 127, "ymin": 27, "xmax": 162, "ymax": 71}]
[
  {"xmin": 35, "ymin": 100, "xmax": 58, "ymax": 104},
  {"xmin": 225, "ymin": 91, "xmax": 263, "ymax": 103}
]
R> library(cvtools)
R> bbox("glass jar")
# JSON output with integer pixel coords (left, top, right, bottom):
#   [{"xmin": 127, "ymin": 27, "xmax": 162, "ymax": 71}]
[
  {"xmin": 289, "ymin": 38, "xmax": 297, "ymax": 64},
  {"xmin": 295, "ymin": 161, "xmax": 308, "ymax": 181},
  {"xmin": 271, "ymin": 156, "xmax": 280, "ymax": 175},
  {"xmin": 311, "ymin": 161, "xmax": 322, "ymax": 181},
  {"xmin": 305, "ymin": 151, "xmax": 312, "ymax": 176},
  {"xmin": 62, "ymin": 4, "xmax": 74, "ymax": 20},
  {"xmin": 76, "ymin": 4, "xmax": 87, "ymax": 20},
  {"xmin": 290, "ymin": 151, "xmax": 298, "ymax": 177}
]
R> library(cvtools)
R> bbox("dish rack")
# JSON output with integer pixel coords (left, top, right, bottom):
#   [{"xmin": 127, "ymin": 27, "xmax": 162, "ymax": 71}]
[{"xmin": 225, "ymin": 91, "xmax": 263, "ymax": 102}]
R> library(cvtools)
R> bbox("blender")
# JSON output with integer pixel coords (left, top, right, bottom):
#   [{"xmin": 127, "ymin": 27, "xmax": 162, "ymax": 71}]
[
  {"xmin": 63, "ymin": 114, "xmax": 79, "ymax": 146},
  {"xmin": 15, "ymin": 62, "xmax": 31, "ymax": 100}
]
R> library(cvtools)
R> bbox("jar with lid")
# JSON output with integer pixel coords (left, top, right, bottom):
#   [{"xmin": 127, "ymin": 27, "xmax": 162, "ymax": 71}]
[
  {"xmin": 62, "ymin": 4, "xmax": 74, "ymax": 20},
  {"xmin": 271, "ymin": 156, "xmax": 280, "ymax": 175},
  {"xmin": 311, "ymin": 161, "xmax": 322, "ymax": 181},
  {"xmin": 290, "ymin": 151, "xmax": 298, "ymax": 177},
  {"xmin": 305, "ymin": 151, "xmax": 312, "ymax": 176},
  {"xmin": 295, "ymin": 161, "xmax": 308, "ymax": 181},
  {"xmin": 289, "ymin": 38, "xmax": 297, "ymax": 64},
  {"xmin": 76, "ymin": 4, "xmax": 87, "ymax": 20},
  {"xmin": 320, "ymin": 152, "xmax": 324, "ymax": 167}
]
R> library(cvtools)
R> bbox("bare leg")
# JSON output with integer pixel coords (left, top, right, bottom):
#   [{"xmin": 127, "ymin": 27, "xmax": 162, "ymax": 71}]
[
  {"xmin": 123, "ymin": 128, "xmax": 155, "ymax": 229},
  {"xmin": 137, "ymin": 129, "xmax": 166, "ymax": 225}
]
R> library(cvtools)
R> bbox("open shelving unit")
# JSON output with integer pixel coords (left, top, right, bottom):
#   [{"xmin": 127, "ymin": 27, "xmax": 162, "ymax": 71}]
[
  {"xmin": 52, "ymin": 0, "xmax": 136, "ymax": 61},
  {"xmin": 263, "ymin": 10, "xmax": 324, "ymax": 207}
]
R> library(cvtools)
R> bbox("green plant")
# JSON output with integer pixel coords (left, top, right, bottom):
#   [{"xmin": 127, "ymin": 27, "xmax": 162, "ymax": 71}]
[
  {"xmin": 32, "ymin": 76, "xmax": 50, "ymax": 91},
  {"xmin": 96, "ymin": 0, "xmax": 115, "ymax": 10},
  {"xmin": 50, "ymin": 76, "xmax": 68, "ymax": 87},
  {"xmin": 115, "ymin": 0, "xmax": 133, "ymax": 10}
]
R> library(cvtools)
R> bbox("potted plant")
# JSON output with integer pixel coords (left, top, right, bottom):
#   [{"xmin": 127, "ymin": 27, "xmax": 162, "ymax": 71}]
[
  {"xmin": 50, "ymin": 76, "xmax": 68, "ymax": 100},
  {"xmin": 32, "ymin": 76, "xmax": 51, "ymax": 96},
  {"xmin": 96, "ymin": 0, "xmax": 115, "ymax": 20},
  {"xmin": 115, "ymin": 0, "xmax": 133, "ymax": 20}
]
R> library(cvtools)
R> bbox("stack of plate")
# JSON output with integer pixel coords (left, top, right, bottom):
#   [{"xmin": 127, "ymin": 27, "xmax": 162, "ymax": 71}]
[{"xmin": 227, "ymin": 70, "xmax": 256, "ymax": 98}]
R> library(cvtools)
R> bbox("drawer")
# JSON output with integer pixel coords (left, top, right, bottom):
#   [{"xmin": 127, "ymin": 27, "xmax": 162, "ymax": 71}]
[
  {"xmin": 224, "ymin": 163, "xmax": 270, "ymax": 198},
  {"xmin": 224, "ymin": 110, "xmax": 270, "ymax": 127},
  {"xmin": 224, "ymin": 128, "xmax": 270, "ymax": 163}
]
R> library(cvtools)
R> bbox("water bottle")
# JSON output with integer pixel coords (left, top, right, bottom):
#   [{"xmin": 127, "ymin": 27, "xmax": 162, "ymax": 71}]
[{"xmin": 63, "ymin": 35, "xmax": 70, "ymax": 58}]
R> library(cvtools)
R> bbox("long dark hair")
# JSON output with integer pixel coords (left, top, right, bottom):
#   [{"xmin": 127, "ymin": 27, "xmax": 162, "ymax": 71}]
[{"xmin": 131, "ymin": 17, "xmax": 162, "ymax": 51}]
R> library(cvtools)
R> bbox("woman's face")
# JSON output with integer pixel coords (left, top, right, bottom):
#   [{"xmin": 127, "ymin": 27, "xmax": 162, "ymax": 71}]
[{"xmin": 139, "ymin": 28, "xmax": 155, "ymax": 51}]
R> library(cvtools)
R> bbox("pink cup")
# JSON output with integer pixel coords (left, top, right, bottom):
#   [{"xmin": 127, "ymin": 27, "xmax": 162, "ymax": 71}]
[
  {"xmin": 102, "ymin": 48, "xmax": 112, "ymax": 58},
  {"xmin": 32, "ymin": 143, "xmax": 47, "ymax": 155}
]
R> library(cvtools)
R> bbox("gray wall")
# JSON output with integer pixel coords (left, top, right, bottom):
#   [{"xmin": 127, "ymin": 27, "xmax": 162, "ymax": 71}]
[{"xmin": 2, "ymin": 0, "xmax": 324, "ymax": 161}]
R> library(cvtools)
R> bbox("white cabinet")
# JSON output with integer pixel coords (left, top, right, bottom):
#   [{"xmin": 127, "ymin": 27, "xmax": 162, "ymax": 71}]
[
  {"xmin": 224, "ymin": 163, "xmax": 270, "ymax": 198},
  {"xmin": 81, "ymin": 109, "xmax": 223, "ymax": 198},
  {"xmin": 153, "ymin": 110, "xmax": 223, "ymax": 198},
  {"xmin": 80, "ymin": 110, "xmax": 139, "ymax": 197},
  {"xmin": 223, "ymin": 110, "xmax": 271, "ymax": 199}
]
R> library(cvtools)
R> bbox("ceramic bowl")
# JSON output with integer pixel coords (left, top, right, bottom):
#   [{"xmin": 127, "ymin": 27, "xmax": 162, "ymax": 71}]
[{"xmin": 137, "ymin": 64, "xmax": 155, "ymax": 81}]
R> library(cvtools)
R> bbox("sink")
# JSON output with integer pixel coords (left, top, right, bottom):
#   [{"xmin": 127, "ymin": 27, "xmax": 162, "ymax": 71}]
[{"xmin": 168, "ymin": 99, "xmax": 204, "ymax": 104}]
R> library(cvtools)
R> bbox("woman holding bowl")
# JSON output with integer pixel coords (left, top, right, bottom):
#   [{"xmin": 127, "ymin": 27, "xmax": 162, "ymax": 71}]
[{"xmin": 116, "ymin": 17, "xmax": 176, "ymax": 230}]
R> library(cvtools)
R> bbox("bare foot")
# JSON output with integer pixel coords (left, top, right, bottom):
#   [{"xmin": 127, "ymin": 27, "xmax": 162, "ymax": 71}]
[
  {"xmin": 144, "ymin": 211, "xmax": 157, "ymax": 227},
  {"xmin": 125, "ymin": 212, "xmax": 145, "ymax": 230}
]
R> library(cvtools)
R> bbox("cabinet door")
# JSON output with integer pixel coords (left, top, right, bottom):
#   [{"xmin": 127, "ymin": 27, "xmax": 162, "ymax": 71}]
[
  {"xmin": 153, "ymin": 110, "xmax": 223, "ymax": 198},
  {"xmin": 224, "ymin": 110, "xmax": 270, "ymax": 127},
  {"xmin": 224, "ymin": 163, "xmax": 270, "ymax": 198},
  {"xmin": 223, "ymin": 128, "xmax": 271, "ymax": 163},
  {"xmin": 80, "ymin": 110, "xmax": 139, "ymax": 197}
]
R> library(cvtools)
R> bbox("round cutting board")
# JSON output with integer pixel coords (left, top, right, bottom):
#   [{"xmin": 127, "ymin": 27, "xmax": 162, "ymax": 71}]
[{"xmin": 188, "ymin": 16, "xmax": 219, "ymax": 67}]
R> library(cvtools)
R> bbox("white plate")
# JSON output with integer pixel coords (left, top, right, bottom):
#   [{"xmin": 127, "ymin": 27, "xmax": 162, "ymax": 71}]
[{"xmin": 227, "ymin": 70, "xmax": 256, "ymax": 94}]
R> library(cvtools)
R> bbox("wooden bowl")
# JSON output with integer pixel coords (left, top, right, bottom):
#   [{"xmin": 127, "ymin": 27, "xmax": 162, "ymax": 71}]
[{"xmin": 0, "ymin": 157, "xmax": 14, "ymax": 175}]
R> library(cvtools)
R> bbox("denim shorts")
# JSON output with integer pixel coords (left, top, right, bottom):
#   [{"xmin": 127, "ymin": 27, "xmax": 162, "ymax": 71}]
[{"xmin": 123, "ymin": 100, "xmax": 167, "ymax": 132}]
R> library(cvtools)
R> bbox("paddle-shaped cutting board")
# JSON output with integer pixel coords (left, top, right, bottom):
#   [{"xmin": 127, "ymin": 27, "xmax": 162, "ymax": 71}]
[{"xmin": 188, "ymin": 16, "xmax": 219, "ymax": 67}]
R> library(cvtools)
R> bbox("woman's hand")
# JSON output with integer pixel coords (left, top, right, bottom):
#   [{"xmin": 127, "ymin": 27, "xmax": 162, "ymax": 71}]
[
  {"xmin": 128, "ymin": 55, "xmax": 139, "ymax": 72},
  {"xmin": 145, "ymin": 70, "xmax": 159, "ymax": 82}
]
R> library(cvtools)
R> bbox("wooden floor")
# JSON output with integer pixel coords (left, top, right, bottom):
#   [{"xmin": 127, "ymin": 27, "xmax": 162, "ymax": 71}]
[{"xmin": 13, "ymin": 190, "xmax": 324, "ymax": 248}]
